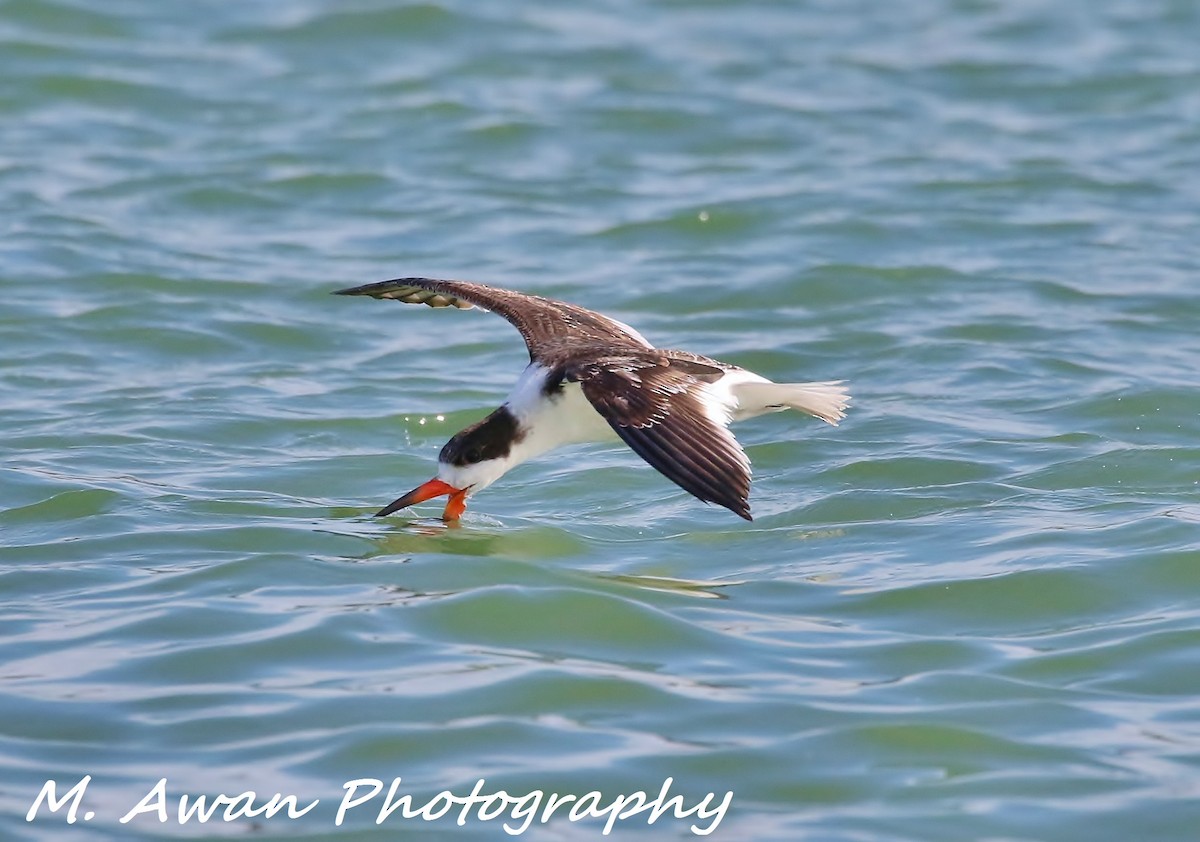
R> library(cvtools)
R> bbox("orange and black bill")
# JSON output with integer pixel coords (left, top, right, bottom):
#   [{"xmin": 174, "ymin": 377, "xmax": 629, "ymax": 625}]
[{"xmin": 375, "ymin": 478, "xmax": 468, "ymax": 521}]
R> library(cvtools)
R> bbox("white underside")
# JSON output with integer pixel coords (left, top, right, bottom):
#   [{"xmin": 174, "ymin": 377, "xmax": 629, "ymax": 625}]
[
  {"xmin": 506, "ymin": 364, "xmax": 617, "ymax": 458},
  {"xmin": 437, "ymin": 362, "xmax": 850, "ymax": 495}
]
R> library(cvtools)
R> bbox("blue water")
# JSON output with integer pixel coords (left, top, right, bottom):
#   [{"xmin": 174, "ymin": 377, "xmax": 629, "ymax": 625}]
[{"xmin": 3, "ymin": 1, "xmax": 1199, "ymax": 839}]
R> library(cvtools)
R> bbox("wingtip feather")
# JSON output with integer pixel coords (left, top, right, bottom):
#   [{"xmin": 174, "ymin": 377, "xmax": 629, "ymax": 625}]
[{"xmin": 331, "ymin": 279, "xmax": 476, "ymax": 309}]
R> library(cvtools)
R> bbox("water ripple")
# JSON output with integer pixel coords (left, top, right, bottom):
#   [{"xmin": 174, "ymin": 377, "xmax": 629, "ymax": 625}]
[{"xmin": 3, "ymin": 0, "xmax": 1200, "ymax": 838}]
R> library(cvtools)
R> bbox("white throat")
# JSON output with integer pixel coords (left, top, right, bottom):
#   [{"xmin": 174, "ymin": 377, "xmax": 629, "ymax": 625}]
[{"xmin": 436, "ymin": 363, "xmax": 616, "ymax": 496}]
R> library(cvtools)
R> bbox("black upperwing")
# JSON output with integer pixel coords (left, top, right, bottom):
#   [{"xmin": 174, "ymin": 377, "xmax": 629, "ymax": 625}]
[
  {"xmin": 334, "ymin": 278, "xmax": 653, "ymax": 359},
  {"xmin": 568, "ymin": 353, "xmax": 753, "ymax": 520}
]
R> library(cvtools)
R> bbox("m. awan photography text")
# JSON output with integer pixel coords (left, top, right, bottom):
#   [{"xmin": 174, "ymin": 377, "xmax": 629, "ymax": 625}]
[{"xmin": 26, "ymin": 775, "xmax": 733, "ymax": 836}]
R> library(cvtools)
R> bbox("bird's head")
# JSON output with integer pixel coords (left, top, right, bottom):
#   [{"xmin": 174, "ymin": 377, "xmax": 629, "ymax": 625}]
[{"xmin": 374, "ymin": 407, "xmax": 523, "ymax": 521}]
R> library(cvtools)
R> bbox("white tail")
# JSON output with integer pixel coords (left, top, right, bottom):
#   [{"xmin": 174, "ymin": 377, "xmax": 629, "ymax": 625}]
[{"xmin": 733, "ymin": 379, "xmax": 850, "ymax": 425}]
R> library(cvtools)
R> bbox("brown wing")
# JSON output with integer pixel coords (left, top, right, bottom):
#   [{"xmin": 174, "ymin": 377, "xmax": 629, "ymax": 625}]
[
  {"xmin": 333, "ymin": 278, "xmax": 653, "ymax": 358},
  {"xmin": 570, "ymin": 355, "xmax": 753, "ymax": 520}
]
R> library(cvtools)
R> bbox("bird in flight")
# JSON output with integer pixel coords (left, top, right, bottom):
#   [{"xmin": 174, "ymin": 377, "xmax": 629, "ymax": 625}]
[{"xmin": 334, "ymin": 278, "xmax": 848, "ymax": 521}]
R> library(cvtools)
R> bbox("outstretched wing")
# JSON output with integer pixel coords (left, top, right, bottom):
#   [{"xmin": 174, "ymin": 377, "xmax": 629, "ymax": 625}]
[
  {"xmin": 333, "ymin": 278, "xmax": 653, "ymax": 357},
  {"xmin": 569, "ymin": 354, "xmax": 753, "ymax": 520}
]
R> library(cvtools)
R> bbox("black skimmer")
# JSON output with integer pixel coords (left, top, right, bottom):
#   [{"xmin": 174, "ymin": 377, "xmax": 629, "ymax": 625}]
[{"xmin": 334, "ymin": 278, "xmax": 849, "ymax": 521}]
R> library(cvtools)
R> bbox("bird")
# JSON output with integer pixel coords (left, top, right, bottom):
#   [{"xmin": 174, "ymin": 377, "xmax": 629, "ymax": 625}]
[{"xmin": 333, "ymin": 278, "xmax": 849, "ymax": 521}]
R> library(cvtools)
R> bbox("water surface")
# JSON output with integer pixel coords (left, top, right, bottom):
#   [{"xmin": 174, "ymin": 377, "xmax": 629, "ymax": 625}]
[{"xmin": 3, "ymin": 1, "xmax": 1199, "ymax": 839}]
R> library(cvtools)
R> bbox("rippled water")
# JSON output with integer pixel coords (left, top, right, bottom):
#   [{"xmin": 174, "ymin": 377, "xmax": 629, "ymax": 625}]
[{"xmin": 3, "ymin": 1, "xmax": 1199, "ymax": 839}]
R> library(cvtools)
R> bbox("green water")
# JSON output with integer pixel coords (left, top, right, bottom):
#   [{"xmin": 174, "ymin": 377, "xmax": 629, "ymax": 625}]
[{"xmin": 3, "ymin": 1, "xmax": 1199, "ymax": 839}]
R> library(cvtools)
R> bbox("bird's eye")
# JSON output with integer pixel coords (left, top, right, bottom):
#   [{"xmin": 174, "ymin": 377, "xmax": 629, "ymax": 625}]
[{"xmin": 465, "ymin": 446, "xmax": 483, "ymax": 463}]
